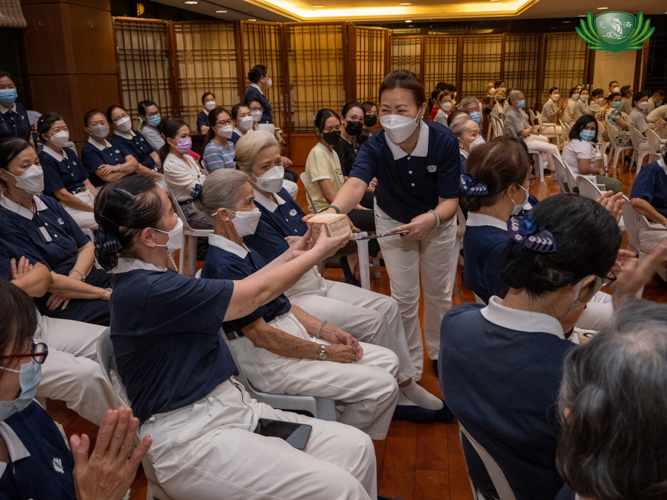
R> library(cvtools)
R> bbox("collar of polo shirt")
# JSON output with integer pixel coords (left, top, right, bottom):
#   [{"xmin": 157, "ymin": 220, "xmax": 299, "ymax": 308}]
[
  {"xmin": 253, "ymin": 188, "xmax": 285, "ymax": 213},
  {"xmin": 0, "ymin": 191, "xmax": 48, "ymax": 220},
  {"xmin": 250, "ymin": 83, "xmax": 263, "ymax": 95},
  {"xmin": 460, "ymin": 148, "xmax": 469, "ymax": 159},
  {"xmin": 0, "ymin": 421, "xmax": 31, "ymax": 477},
  {"xmin": 208, "ymin": 233, "xmax": 249, "ymax": 259},
  {"xmin": 114, "ymin": 130, "xmax": 135, "ymax": 140},
  {"xmin": 481, "ymin": 296, "xmax": 565, "ymax": 340},
  {"xmin": 385, "ymin": 121, "xmax": 429, "ymax": 161},
  {"xmin": 112, "ymin": 257, "xmax": 167, "ymax": 274},
  {"xmin": 42, "ymin": 144, "xmax": 68, "ymax": 163},
  {"xmin": 466, "ymin": 212, "xmax": 507, "ymax": 231},
  {"xmin": 658, "ymin": 156, "xmax": 666, "ymax": 171},
  {"xmin": 0, "ymin": 103, "xmax": 17, "ymax": 115},
  {"xmin": 87, "ymin": 136, "xmax": 113, "ymax": 151}
]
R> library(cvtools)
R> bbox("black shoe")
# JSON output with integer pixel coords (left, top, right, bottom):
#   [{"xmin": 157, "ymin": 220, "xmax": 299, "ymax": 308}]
[
  {"xmin": 378, "ymin": 496, "xmax": 404, "ymax": 500},
  {"xmin": 434, "ymin": 400, "xmax": 457, "ymax": 423},
  {"xmin": 339, "ymin": 256, "xmax": 361, "ymax": 287},
  {"xmin": 543, "ymin": 168, "xmax": 552, "ymax": 175},
  {"xmin": 392, "ymin": 405, "xmax": 436, "ymax": 423}
]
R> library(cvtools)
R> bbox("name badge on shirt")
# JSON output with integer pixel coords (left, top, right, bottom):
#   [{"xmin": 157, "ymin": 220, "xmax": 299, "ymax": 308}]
[
  {"xmin": 289, "ymin": 209, "xmax": 297, "ymax": 217},
  {"xmin": 38, "ymin": 226, "xmax": 53, "ymax": 243},
  {"xmin": 115, "ymin": 150, "xmax": 121, "ymax": 154},
  {"xmin": 57, "ymin": 218, "xmax": 65, "ymax": 225},
  {"xmin": 427, "ymin": 165, "xmax": 437, "ymax": 173}
]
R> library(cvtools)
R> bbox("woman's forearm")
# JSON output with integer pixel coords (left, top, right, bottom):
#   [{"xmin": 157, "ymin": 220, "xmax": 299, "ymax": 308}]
[
  {"xmin": 435, "ymin": 198, "xmax": 459, "ymax": 223},
  {"xmin": 631, "ymin": 198, "xmax": 667, "ymax": 225},
  {"xmin": 242, "ymin": 319, "xmax": 321, "ymax": 359},
  {"xmin": 74, "ymin": 243, "xmax": 96, "ymax": 275},
  {"xmin": 12, "ymin": 263, "xmax": 53, "ymax": 298},
  {"xmin": 49, "ymin": 273, "xmax": 109, "ymax": 299},
  {"xmin": 329, "ymin": 178, "xmax": 368, "ymax": 214},
  {"xmin": 290, "ymin": 305, "xmax": 322, "ymax": 335}
]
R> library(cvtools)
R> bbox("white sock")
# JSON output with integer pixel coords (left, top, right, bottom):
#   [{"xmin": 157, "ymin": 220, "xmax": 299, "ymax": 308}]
[
  {"xmin": 400, "ymin": 382, "xmax": 444, "ymax": 410},
  {"xmin": 397, "ymin": 392, "xmax": 416, "ymax": 406}
]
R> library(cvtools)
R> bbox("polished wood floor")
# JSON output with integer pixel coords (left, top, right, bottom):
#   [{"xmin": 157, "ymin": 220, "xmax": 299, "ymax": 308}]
[{"xmin": 47, "ymin": 163, "xmax": 666, "ymax": 500}]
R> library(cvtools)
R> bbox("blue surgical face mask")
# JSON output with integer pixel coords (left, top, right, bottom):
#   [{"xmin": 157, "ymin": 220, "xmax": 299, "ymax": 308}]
[
  {"xmin": 510, "ymin": 184, "xmax": 530, "ymax": 216},
  {"xmin": 580, "ymin": 130, "xmax": 596, "ymax": 142},
  {"xmin": 517, "ymin": 100, "xmax": 526, "ymax": 109},
  {"xmin": 0, "ymin": 360, "xmax": 42, "ymax": 421},
  {"xmin": 0, "ymin": 89, "xmax": 18, "ymax": 105},
  {"xmin": 469, "ymin": 111, "xmax": 482, "ymax": 124},
  {"xmin": 147, "ymin": 115, "xmax": 162, "ymax": 127},
  {"xmin": 612, "ymin": 101, "xmax": 622, "ymax": 109}
]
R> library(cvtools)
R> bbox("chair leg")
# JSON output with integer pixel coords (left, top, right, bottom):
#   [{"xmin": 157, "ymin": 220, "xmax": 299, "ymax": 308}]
[
  {"xmin": 356, "ymin": 239, "xmax": 371, "ymax": 290},
  {"xmin": 372, "ymin": 256, "xmax": 382, "ymax": 279},
  {"xmin": 178, "ymin": 239, "xmax": 186, "ymax": 275},
  {"xmin": 188, "ymin": 235, "xmax": 197, "ymax": 277}
]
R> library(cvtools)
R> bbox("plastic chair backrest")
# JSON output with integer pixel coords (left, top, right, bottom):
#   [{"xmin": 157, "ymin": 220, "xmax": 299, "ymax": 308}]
[
  {"xmin": 629, "ymin": 126, "xmax": 644, "ymax": 150},
  {"xmin": 459, "ymin": 423, "xmax": 517, "ymax": 500},
  {"xmin": 166, "ymin": 185, "xmax": 199, "ymax": 234},
  {"xmin": 621, "ymin": 201, "xmax": 647, "ymax": 253},
  {"xmin": 300, "ymin": 172, "xmax": 318, "ymax": 214},
  {"xmin": 576, "ymin": 175, "xmax": 603, "ymax": 200},
  {"xmin": 606, "ymin": 121, "xmax": 618, "ymax": 145},
  {"xmin": 491, "ymin": 116, "xmax": 505, "ymax": 139},
  {"xmin": 552, "ymin": 157, "xmax": 569, "ymax": 193},
  {"xmin": 561, "ymin": 160, "xmax": 578, "ymax": 194},
  {"xmin": 646, "ymin": 129, "xmax": 663, "ymax": 154}
]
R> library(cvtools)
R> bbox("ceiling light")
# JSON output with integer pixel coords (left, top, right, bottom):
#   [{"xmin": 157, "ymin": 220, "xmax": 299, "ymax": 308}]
[
  {"xmin": 578, "ymin": 14, "xmax": 586, "ymax": 17},
  {"xmin": 313, "ymin": 4, "xmax": 324, "ymax": 7},
  {"xmin": 490, "ymin": 0, "xmax": 502, "ymax": 2},
  {"xmin": 184, "ymin": 1, "xmax": 197, "ymax": 4},
  {"xmin": 405, "ymin": 19, "xmax": 412, "ymax": 22},
  {"xmin": 562, "ymin": 20, "xmax": 571, "ymax": 23},
  {"xmin": 399, "ymin": 2, "xmax": 411, "ymax": 5},
  {"xmin": 248, "ymin": 18, "xmax": 257, "ymax": 20},
  {"xmin": 597, "ymin": 6, "xmax": 608, "ymax": 9},
  {"xmin": 216, "ymin": 10, "xmax": 227, "ymax": 12}
]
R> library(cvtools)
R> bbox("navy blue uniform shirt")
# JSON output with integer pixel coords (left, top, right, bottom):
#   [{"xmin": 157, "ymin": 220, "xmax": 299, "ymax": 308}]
[
  {"xmin": 462, "ymin": 213, "xmax": 511, "ymax": 303},
  {"xmin": 81, "ymin": 138, "xmax": 131, "ymax": 187},
  {"xmin": 39, "ymin": 146, "xmax": 89, "ymax": 196},
  {"xmin": 110, "ymin": 130, "xmax": 160, "ymax": 173},
  {"xmin": 0, "ymin": 402, "xmax": 76, "ymax": 500},
  {"xmin": 350, "ymin": 121, "xmax": 460, "ymax": 223},
  {"xmin": 244, "ymin": 216, "xmax": 291, "ymax": 264},
  {"xmin": 0, "ymin": 103, "xmax": 31, "ymax": 143},
  {"xmin": 196, "ymin": 110, "xmax": 209, "ymax": 133},
  {"xmin": 439, "ymin": 299, "xmax": 572, "ymax": 500},
  {"xmin": 254, "ymin": 188, "xmax": 308, "ymax": 237},
  {"xmin": 242, "ymin": 85, "xmax": 273, "ymax": 124},
  {"xmin": 630, "ymin": 159, "xmax": 667, "ymax": 221},
  {"xmin": 202, "ymin": 235, "xmax": 291, "ymax": 334},
  {"xmin": 110, "ymin": 264, "xmax": 236, "ymax": 422}
]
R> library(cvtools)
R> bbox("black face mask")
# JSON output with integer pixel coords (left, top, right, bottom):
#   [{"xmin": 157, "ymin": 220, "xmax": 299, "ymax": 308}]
[
  {"xmin": 483, "ymin": 108, "xmax": 492, "ymax": 116},
  {"xmin": 345, "ymin": 121, "xmax": 363, "ymax": 136},
  {"xmin": 364, "ymin": 114, "xmax": 377, "ymax": 127},
  {"xmin": 322, "ymin": 130, "xmax": 341, "ymax": 146},
  {"xmin": 497, "ymin": 98, "xmax": 505, "ymax": 105}
]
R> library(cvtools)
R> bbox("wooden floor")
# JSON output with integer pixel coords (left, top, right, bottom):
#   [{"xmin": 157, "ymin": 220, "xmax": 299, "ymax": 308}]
[{"xmin": 47, "ymin": 163, "xmax": 667, "ymax": 500}]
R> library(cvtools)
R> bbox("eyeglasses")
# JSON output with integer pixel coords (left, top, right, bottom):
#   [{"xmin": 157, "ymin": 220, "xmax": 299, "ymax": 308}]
[
  {"xmin": 216, "ymin": 119, "xmax": 232, "ymax": 127},
  {"xmin": 601, "ymin": 269, "xmax": 617, "ymax": 287},
  {"xmin": 0, "ymin": 341, "xmax": 49, "ymax": 365}
]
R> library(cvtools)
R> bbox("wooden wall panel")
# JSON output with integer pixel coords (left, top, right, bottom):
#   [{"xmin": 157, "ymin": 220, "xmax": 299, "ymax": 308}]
[{"xmin": 461, "ymin": 35, "xmax": 503, "ymax": 101}]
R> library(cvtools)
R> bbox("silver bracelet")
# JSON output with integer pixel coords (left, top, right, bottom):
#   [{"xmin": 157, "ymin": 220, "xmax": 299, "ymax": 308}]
[
  {"xmin": 316, "ymin": 320, "xmax": 327, "ymax": 340},
  {"xmin": 428, "ymin": 209, "xmax": 441, "ymax": 227},
  {"xmin": 69, "ymin": 269, "xmax": 86, "ymax": 281}
]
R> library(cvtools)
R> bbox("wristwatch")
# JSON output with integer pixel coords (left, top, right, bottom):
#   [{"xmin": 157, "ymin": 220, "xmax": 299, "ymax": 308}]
[{"xmin": 318, "ymin": 344, "xmax": 327, "ymax": 361}]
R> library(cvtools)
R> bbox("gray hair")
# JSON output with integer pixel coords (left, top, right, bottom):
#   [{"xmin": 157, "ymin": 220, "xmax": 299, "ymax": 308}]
[
  {"xmin": 557, "ymin": 298, "xmax": 667, "ymax": 500},
  {"xmin": 459, "ymin": 96, "xmax": 481, "ymax": 110},
  {"xmin": 508, "ymin": 89, "xmax": 522, "ymax": 103},
  {"xmin": 449, "ymin": 114, "xmax": 474, "ymax": 138},
  {"xmin": 235, "ymin": 130, "xmax": 280, "ymax": 172},
  {"xmin": 194, "ymin": 169, "xmax": 252, "ymax": 225}
]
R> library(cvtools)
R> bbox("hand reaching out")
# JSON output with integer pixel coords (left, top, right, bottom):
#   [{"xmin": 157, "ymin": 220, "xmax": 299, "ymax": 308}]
[
  {"xmin": 596, "ymin": 191, "xmax": 625, "ymax": 223},
  {"xmin": 10, "ymin": 257, "xmax": 33, "ymax": 281}
]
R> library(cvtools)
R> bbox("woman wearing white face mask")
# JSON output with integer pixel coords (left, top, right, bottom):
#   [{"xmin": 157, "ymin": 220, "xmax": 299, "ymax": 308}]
[
  {"xmin": 37, "ymin": 112, "xmax": 98, "ymax": 229},
  {"xmin": 197, "ymin": 92, "xmax": 216, "ymax": 134},
  {"xmin": 307, "ymin": 70, "xmax": 462, "ymax": 380},
  {"xmin": 197, "ymin": 168, "xmax": 400, "ymax": 438},
  {"xmin": 230, "ymin": 103, "xmax": 256, "ymax": 145},
  {"xmin": 202, "ymin": 107, "xmax": 237, "ymax": 172},
  {"xmin": 108, "ymin": 105, "xmax": 162, "ymax": 179},
  {"xmin": 80, "ymin": 109, "xmax": 139, "ymax": 188},
  {"xmin": 440, "ymin": 193, "xmax": 667, "ymax": 500},
  {"xmin": 573, "ymin": 88, "xmax": 590, "ymax": 119},
  {"xmin": 450, "ymin": 114, "xmax": 484, "ymax": 172},
  {"xmin": 433, "ymin": 90, "xmax": 452, "ymax": 127},
  {"xmin": 628, "ymin": 91, "xmax": 667, "ymax": 138},
  {"xmin": 588, "ymin": 88, "xmax": 605, "ymax": 114},
  {"xmin": 540, "ymin": 87, "xmax": 567, "ymax": 131},
  {"xmin": 243, "ymin": 65, "xmax": 284, "ymax": 145},
  {"xmin": 0, "ymin": 139, "xmax": 112, "ymax": 325}
]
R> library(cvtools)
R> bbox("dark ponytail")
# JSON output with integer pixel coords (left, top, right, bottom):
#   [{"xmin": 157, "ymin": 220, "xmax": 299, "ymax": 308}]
[
  {"xmin": 93, "ymin": 176, "xmax": 164, "ymax": 270},
  {"xmin": 460, "ymin": 137, "xmax": 532, "ymax": 213},
  {"xmin": 204, "ymin": 107, "xmax": 231, "ymax": 148},
  {"xmin": 158, "ymin": 118, "xmax": 188, "ymax": 166},
  {"xmin": 314, "ymin": 108, "xmax": 340, "ymax": 134},
  {"xmin": 499, "ymin": 194, "xmax": 621, "ymax": 297},
  {"xmin": 36, "ymin": 112, "xmax": 64, "ymax": 144}
]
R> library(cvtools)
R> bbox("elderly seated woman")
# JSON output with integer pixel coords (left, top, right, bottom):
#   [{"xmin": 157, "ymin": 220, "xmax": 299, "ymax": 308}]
[
  {"xmin": 630, "ymin": 144, "xmax": 667, "ymax": 253},
  {"xmin": 449, "ymin": 113, "xmax": 484, "ymax": 173},
  {"xmin": 0, "ymin": 139, "xmax": 112, "ymax": 325},
  {"xmin": 196, "ymin": 168, "xmax": 399, "ymax": 439}
]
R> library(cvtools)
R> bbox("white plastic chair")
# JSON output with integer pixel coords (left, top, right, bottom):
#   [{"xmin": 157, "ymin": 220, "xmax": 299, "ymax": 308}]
[
  {"xmin": 490, "ymin": 115, "xmax": 505, "ymax": 139},
  {"xmin": 96, "ymin": 329, "xmax": 174, "ymax": 500},
  {"xmin": 606, "ymin": 124, "xmax": 633, "ymax": 169},
  {"xmin": 534, "ymin": 113, "xmax": 563, "ymax": 149},
  {"xmin": 552, "ymin": 157, "xmax": 570, "ymax": 193},
  {"xmin": 646, "ymin": 128, "xmax": 665, "ymax": 163},
  {"xmin": 593, "ymin": 141, "xmax": 610, "ymax": 169},
  {"xmin": 629, "ymin": 126, "xmax": 650, "ymax": 171},
  {"xmin": 458, "ymin": 423, "xmax": 517, "ymax": 500},
  {"xmin": 576, "ymin": 175, "xmax": 604, "ymax": 199},
  {"xmin": 300, "ymin": 172, "xmax": 318, "ymax": 215},
  {"xmin": 165, "ymin": 187, "xmax": 212, "ymax": 276}
]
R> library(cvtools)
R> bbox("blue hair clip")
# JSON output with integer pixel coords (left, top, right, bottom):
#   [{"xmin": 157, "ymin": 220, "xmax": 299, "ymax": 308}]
[
  {"xmin": 507, "ymin": 214, "xmax": 557, "ymax": 254},
  {"xmin": 460, "ymin": 173, "xmax": 488, "ymax": 196},
  {"xmin": 94, "ymin": 227, "xmax": 123, "ymax": 256},
  {"xmin": 190, "ymin": 183, "xmax": 203, "ymax": 199}
]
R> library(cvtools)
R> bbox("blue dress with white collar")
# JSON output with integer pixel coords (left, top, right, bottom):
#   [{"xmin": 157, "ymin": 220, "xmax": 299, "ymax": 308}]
[{"xmin": 81, "ymin": 138, "xmax": 131, "ymax": 187}]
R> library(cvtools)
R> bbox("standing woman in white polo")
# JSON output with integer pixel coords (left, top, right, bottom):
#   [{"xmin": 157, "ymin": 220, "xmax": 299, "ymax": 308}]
[{"xmin": 314, "ymin": 70, "xmax": 460, "ymax": 379}]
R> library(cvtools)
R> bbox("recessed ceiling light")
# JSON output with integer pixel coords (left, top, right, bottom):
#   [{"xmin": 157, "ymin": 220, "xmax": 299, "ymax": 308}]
[
  {"xmin": 597, "ymin": 6, "xmax": 608, "ymax": 9},
  {"xmin": 399, "ymin": 2, "xmax": 411, "ymax": 5},
  {"xmin": 405, "ymin": 19, "xmax": 412, "ymax": 22},
  {"xmin": 216, "ymin": 10, "xmax": 227, "ymax": 12},
  {"xmin": 184, "ymin": 1, "xmax": 197, "ymax": 4},
  {"xmin": 313, "ymin": 4, "xmax": 324, "ymax": 7},
  {"xmin": 578, "ymin": 14, "xmax": 586, "ymax": 17},
  {"xmin": 248, "ymin": 18, "xmax": 256, "ymax": 20},
  {"xmin": 490, "ymin": 0, "xmax": 502, "ymax": 2},
  {"xmin": 563, "ymin": 20, "xmax": 571, "ymax": 23}
]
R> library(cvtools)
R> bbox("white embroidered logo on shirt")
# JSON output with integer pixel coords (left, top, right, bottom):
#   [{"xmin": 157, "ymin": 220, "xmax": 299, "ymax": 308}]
[
  {"xmin": 57, "ymin": 218, "xmax": 65, "ymax": 225},
  {"xmin": 52, "ymin": 457, "xmax": 64, "ymax": 473},
  {"xmin": 427, "ymin": 165, "xmax": 437, "ymax": 173},
  {"xmin": 289, "ymin": 209, "xmax": 297, "ymax": 216},
  {"xmin": 115, "ymin": 150, "xmax": 121, "ymax": 154}
]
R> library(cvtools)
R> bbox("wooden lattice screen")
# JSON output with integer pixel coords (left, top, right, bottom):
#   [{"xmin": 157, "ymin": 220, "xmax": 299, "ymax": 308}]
[
  {"xmin": 505, "ymin": 34, "xmax": 541, "ymax": 109},
  {"xmin": 350, "ymin": 26, "xmax": 388, "ymax": 105},
  {"xmin": 423, "ymin": 36, "xmax": 458, "ymax": 100},
  {"xmin": 541, "ymin": 33, "xmax": 587, "ymax": 106},
  {"xmin": 461, "ymin": 35, "xmax": 503, "ymax": 101},
  {"xmin": 390, "ymin": 36, "xmax": 422, "ymax": 76}
]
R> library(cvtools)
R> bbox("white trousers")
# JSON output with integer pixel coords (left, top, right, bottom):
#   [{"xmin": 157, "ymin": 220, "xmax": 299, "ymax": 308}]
[
  {"xmin": 35, "ymin": 314, "xmax": 117, "ymax": 425},
  {"xmin": 575, "ymin": 291, "xmax": 613, "ymax": 331},
  {"xmin": 525, "ymin": 134, "xmax": 561, "ymax": 169},
  {"xmin": 287, "ymin": 268, "xmax": 417, "ymax": 384},
  {"xmin": 140, "ymin": 379, "xmax": 376, "ymax": 500},
  {"xmin": 374, "ymin": 204, "xmax": 457, "ymax": 379},
  {"xmin": 232, "ymin": 312, "xmax": 399, "ymax": 439},
  {"xmin": 284, "ymin": 179, "xmax": 299, "ymax": 200},
  {"xmin": 62, "ymin": 190, "xmax": 97, "ymax": 229},
  {"xmin": 638, "ymin": 227, "xmax": 667, "ymax": 253}
]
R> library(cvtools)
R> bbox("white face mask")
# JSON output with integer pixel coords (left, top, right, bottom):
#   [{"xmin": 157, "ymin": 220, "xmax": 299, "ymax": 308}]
[
  {"xmin": 380, "ymin": 113, "xmax": 421, "ymax": 144},
  {"xmin": 551, "ymin": 94, "xmax": 560, "ymax": 102},
  {"xmin": 251, "ymin": 110, "xmax": 262, "ymax": 122},
  {"xmin": 115, "ymin": 116, "xmax": 132, "ymax": 132},
  {"xmin": 253, "ymin": 165, "xmax": 285, "ymax": 193},
  {"xmin": 205, "ymin": 101, "xmax": 216, "ymax": 111},
  {"xmin": 569, "ymin": 276, "xmax": 604, "ymax": 312},
  {"xmin": 611, "ymin": 87, "xmax": 620, "ymax": 93},
  {"xmin": 49, "ymin": 130, "xmax": 70, "ymax": 148},
  {"xmin": 238, "ymin": 116, "xmax": 254, "ymax": 131},
  {"xmin": 90, "ymin": 124, "xmax": 109, "ymax": 139},
  {"xmin": 441, "ymin": 102, "xmax": 452, "ymax": 112},
  {"xmin": 265, "ymin": 78, "xmax": 273, "ymax": 89},
  {"xmin": 638, "ymin": 101, "xmax": 649, "ymax": 110},
  {"xmin": 153, "ymin": 217, "xmax": 183, "ymax": 254},
  {"xmin": 580, "ymin": 95, "xmax": 589, "ymax": 103},
  {"xmin": 7, "ymin": 164, "xmax": 44, "ymax": 195},
  {"xmin": 468, "ymin": 135, "xmax": 485, "ymax": 151},
  {"xmin": 509, "ymin": 184, "xmax": 530, "ymax": 216},
  {"xmin": 217, "ymin": 125, "xmax": 234, "ymax": 139},
  {"xmin": 229, "ymin": 207, "xmax": 261, "ymax": 237}
]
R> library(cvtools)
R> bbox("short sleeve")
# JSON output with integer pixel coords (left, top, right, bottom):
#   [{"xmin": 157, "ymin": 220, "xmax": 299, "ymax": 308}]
[
  {"xmin": 630, "ymin": 166, "xmax": 658, "ymax": 204},
  {"xmin": 81, "ymin": 145, "xmax": 104, "ymax": 175},
  {"xmin": 306, "ymin": 148, "xmax": 334, "ymax": 181},
  {"xmin": 39, "ymin": 155, "xmax": 65, "ymax": 194},
  {"xmin": 203, "ymin": 144, "xmax": 225, "ymax": 172},
  {"xmin": 436, "ymin": 131, "xmax": 462, "ymax": 200},
  {"xmin": 483, "ymin": 240, "xmax": 510, "ymax": 300},
  {"xmin": 349, "ymin": 140, "xmax": 377, "ymax": 184},
  {"xmin": 574, "ymin": 141, "xmax": 594, "ymax": 160},
  {"xmin": 197, "ymin": 112, "xmax": 208, "ymax": 132},
  {"xmin": 135, "ymin": 131, "xmax": 155, "ymax": 154},
  {"xmin": 46, "ymin": 197, "xmax": 89, "ymax": 249}
]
